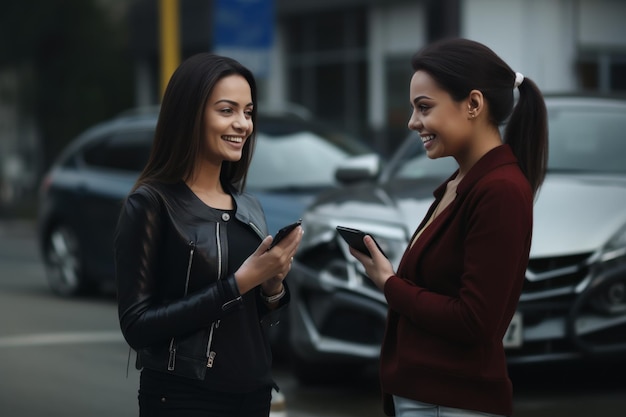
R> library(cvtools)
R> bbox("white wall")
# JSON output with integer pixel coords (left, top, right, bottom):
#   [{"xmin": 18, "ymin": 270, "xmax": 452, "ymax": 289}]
[
  {"xmin": 461, "ymin": 0, "xmax": 577, "ymax": 92},
  {"xmin": 368, "ymin": 3, "xmax": 426, "ymax": 130},
  {"xmin": 264, "ymin": 24, "xmax": 287, "ymax": 109},
  {"xmin": 382, "ymin": 3, "xmax": 427, "ymax": 55}
]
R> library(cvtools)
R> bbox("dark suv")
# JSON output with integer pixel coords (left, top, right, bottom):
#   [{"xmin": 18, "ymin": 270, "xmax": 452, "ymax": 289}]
[
  {"xmin": 288, "ymin": 96, "xmax": 626, "ymax": 383},
  {"xmin": 37, "ymin": 107, "xmax": 369, "ymax": 297}
]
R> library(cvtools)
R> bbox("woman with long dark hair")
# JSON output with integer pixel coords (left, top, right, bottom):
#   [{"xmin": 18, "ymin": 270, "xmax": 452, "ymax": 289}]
[
  {"xmin": 115, "ymin": 53, "xmax": 302, "ymax": 417},
  {"xmin": 349, "ymin": 38, "xmax": 548, "ymax": 416}
]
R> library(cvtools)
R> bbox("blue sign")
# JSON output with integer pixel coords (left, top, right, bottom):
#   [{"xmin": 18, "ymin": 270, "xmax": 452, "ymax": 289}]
[{"xmin": 213, "ymin": 0, "xmax": 274, "ymax": 77}]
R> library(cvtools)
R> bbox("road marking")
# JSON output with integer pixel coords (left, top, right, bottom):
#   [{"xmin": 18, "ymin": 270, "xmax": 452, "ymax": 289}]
[{"xmin": 0, "ymin": 331, "xmax": 124, "ymax": 348}]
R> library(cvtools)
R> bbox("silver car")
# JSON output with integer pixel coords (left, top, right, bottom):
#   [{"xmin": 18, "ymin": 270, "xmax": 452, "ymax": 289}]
[{"xmin": 288, "ymin": 95, "xmax": 626, "ymax": 383}]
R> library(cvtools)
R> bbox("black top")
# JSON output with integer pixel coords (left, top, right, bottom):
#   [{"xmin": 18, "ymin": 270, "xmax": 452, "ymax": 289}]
[{"xmin": 140, "ymin": 205, "xmax": 275, "ymax": 394}]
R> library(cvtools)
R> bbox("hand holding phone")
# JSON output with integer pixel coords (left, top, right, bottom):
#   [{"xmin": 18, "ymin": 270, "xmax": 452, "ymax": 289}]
[
  {"xmin": 268, "ymin": 219, "xmax": 302, "ymax": 250},
  {"xmin": 336, "ymin": 226, "xmax": 385, "ymax": 257}
]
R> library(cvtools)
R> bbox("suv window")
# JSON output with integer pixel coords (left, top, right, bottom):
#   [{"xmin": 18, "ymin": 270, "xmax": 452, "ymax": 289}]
[
  {"xmin": 548, "ymin": 106, "xmax": 626, "ymax": 173},
  {"xmin": 82, "ymin": 129, "xmax": 153, "ymax": 173}
]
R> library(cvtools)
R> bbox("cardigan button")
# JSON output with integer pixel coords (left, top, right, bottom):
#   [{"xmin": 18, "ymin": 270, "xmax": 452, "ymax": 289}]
[{"xmin": 222, "ymin": 213, "xmax": 231, "ymax": 222}]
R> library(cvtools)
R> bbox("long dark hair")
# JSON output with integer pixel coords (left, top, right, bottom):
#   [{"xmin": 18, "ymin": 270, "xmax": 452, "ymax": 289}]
[
  {"xmin": 133, "ymin": 53, "xmax": 257, "ymax": 193},
  {"xmin": 411, "ymin": 38, "xmax": 548, "ymax": 195}
]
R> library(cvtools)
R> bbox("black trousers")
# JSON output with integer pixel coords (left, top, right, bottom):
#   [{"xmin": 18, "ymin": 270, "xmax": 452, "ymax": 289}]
[{"xmin": 138, "ymin": 370, "xmax": 272, "ymax": 417}]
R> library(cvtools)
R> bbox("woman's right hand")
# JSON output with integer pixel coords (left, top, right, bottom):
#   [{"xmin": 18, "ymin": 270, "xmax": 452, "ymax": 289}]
[{"xmin": 234, "ymin": 226, "xmax": 303, "ymax": 294}]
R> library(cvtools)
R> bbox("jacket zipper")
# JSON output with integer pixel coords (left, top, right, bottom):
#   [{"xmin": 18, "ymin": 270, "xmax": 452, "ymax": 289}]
[
  {"xmin": 206, "ymin": 322, "xmax": 217, "ymax": 367},
  {"xmin": 248, "ymin": 221, "xmax": 265, "ymax": 240},
  {"xmin": 168, "ymin": 241, "xmax": 195, "ymax": 371},
  {"xmin": 206, "ymin": 223, "xmax": 223, "ymax": 368},
  {"xmin": 207, "ymin": 221, "xmax": 263, "ymax": 368}
]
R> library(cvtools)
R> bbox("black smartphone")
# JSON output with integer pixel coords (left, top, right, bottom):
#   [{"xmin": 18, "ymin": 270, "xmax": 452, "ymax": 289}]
[
  {"xmin": 336, "ymin": 226, "xmax": 385, "ymax": 257},
  {"xmin": 268, "ymin": 219, "xmax": 302, "ymax": 250}
]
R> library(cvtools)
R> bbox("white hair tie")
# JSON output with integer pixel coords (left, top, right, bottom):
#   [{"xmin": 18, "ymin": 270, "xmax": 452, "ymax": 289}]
[{"xmin": 514, "ymin": 72, "xmax": 524, "ymax": 89}]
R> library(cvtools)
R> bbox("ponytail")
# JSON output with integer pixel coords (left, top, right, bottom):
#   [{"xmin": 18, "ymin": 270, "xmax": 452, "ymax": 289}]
[{"xmin": 503, "ymin": 78, "xmax": 548, "ymax": 196}]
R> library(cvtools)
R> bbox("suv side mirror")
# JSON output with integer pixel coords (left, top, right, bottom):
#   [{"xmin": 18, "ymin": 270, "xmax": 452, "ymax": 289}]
[{"xmin": 335, "ymin": 154, "xmax": 381, "ymax": 185}]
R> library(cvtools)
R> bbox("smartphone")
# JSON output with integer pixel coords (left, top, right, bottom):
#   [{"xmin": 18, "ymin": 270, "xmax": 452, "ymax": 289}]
[
  {"xmin": 268, "ymin": 219, "xmax": 302, "ymax": 250},
  {"xmin": 336, "ymin": 226, "xmax": 385, "ymax": 257}
]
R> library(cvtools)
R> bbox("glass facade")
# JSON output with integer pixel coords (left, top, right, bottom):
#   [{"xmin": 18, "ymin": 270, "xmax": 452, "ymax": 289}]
[{"xmin": 283, "ymin": 8, "xmax": 369, "ymax": 140}]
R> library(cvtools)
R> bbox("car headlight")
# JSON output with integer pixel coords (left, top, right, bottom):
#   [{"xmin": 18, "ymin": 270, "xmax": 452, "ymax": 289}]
[
  {"xmin": 589, "ymin": 223, "xmax": 626, "ymax": 315},
  {"xmin": 297, "ymin": 214, "xmax": 338, "ymax": 252},
  {"xmin": 599, "ymin": 222, "xmax": 626, "ymax": 263},
  {"xmin": 298, "ymin": 212, "xmax": 408, "ymax": 268}
]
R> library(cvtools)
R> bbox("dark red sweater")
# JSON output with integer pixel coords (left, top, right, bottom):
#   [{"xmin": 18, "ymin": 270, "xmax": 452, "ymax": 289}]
[{"xmin": 380, "ymin": 145, "xmax": 533, "ymax": 416}]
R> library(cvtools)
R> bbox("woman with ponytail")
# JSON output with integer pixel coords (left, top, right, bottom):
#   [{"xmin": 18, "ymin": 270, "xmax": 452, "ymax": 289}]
[{"xmin": 348, "ymin": 38, "xmax": 548, "ymax": 416}]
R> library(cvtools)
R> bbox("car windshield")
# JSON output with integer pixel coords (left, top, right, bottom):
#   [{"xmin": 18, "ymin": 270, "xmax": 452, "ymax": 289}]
[
  {"xmin": 547, "ymin": 106, "xmax": 626, "ymax": 173},
  {"xmin": 247, "ymin": 131, "xmax": 365, "ymax": 190}
]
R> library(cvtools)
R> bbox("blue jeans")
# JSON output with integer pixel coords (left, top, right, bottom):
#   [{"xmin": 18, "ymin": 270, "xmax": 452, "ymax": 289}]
[{"xmin": 393, "ymin": 396, "xmax": 506, "ymax": 417}]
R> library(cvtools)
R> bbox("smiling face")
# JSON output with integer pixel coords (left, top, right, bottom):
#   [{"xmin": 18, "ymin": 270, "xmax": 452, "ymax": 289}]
[
  {"xmin": 201, "ymin": 74, "xmax": 254, "ymax": 167},
  {"xmin": 408, "ymin": 70, "xmax": 474, "ymax": 160}
]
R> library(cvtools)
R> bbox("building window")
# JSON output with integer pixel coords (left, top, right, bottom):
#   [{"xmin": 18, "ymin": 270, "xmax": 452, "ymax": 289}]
[
  {"xmin": 578, "ymin": 51, "xmax": 626, "ymax": 93},
  {"xmin": 385, "ymin": 56, "xmax": 415, "ymax": 152},
  {"xmin": 283, "ymin": 8, "xmax": 368, "ymax": 138}
]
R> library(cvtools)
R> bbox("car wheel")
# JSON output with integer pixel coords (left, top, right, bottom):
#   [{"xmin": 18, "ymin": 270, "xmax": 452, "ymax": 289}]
[{"xmin": 44, "ymin": 225, "xmax": 87, "ymax": 297}]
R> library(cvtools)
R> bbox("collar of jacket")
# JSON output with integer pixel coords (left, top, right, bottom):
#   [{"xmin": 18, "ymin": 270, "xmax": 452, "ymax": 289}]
[
  {"xmin": 433, "ymin": 144, "xmax": 519, "ymax": 199},
  {"xmin": 143, "ymin": 180, "xmax": 269, "ymax": 239},
  {"xmin": 226, "ymin": 183, "xmax": 268, "ymax": 239}
]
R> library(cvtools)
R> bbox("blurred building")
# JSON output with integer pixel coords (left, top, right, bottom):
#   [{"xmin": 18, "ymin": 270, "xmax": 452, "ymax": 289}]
[
  {"xmin": 274, "ymin": 0, "xmax": 626, "ymax": 153},
  {"xmin": 129, "ymin": 0, "xmax": 626, "ymax": 155},
  {"xmin": 0, "ymin": 70, "xmax": 39, "ymax": 211},
  {"xmin": 1, "ymin": 0, "xmax": 624, "ymax": 211},
  {"xmin": 1, "ymin": 0, "xmax": 621, "ymax": 214}
]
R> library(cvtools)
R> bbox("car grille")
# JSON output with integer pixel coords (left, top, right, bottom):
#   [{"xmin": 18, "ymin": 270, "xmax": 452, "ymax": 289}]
[
  {"xmin": 522, "ymin": 252, "xmax": 593, "ymax": 298},
  {"xmin": 506, "ymin": 253, "xmax": 595, "ymax": 361},
  {"xmin": 517, "ymin": 293, "xmax": 575, "ymax": 325}
]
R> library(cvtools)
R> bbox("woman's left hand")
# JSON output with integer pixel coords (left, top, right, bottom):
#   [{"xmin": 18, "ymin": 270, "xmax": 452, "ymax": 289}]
[{"xmin": 349, "ymin": 235, "xmax": 395, "ymax": 291}]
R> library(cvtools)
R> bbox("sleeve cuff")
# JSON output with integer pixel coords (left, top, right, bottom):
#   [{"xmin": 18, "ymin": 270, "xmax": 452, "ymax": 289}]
[
  {"xmin": 219, "ymin": 274, "xmax": 244, "ymax": 312},
  {"xmin": 383, "ymin": 275, "xmax": 419, "ymax": 314}
]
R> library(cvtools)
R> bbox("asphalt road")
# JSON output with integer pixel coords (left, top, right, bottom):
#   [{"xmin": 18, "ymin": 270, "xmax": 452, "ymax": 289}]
[{"xmin": 1, "ymin": 220, "xmax": 625, "ymax": 417}]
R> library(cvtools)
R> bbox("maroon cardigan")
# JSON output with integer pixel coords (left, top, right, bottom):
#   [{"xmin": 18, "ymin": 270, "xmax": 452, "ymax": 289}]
[{"xmin": 380, "ymin": 145, "xmax": 533, "ymax": 416}]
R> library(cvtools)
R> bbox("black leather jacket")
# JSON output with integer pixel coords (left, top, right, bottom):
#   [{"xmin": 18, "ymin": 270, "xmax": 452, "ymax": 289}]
[{"xmin": 114, "ymin": 180, "xmax": 287, "ymax": 381}]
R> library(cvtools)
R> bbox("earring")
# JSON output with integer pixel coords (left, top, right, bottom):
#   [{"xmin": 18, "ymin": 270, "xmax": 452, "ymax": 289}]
[{"xmin": 468, "ymin": 109, "xmax": 477, "ymax": 119}]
